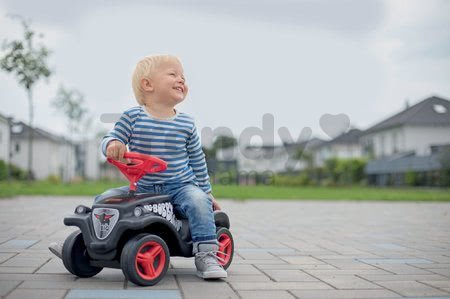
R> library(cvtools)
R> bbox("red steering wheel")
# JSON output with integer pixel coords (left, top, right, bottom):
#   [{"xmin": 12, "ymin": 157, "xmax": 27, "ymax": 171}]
[{"xmin": 107, "ymin": 152, "xmax": 167, "ymax": 191}]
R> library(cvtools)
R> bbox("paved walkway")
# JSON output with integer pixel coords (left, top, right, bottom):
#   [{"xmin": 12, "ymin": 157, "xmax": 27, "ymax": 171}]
[{"xmin": 0, "ymin": 196, "xmax": 450, "ymax": 299}]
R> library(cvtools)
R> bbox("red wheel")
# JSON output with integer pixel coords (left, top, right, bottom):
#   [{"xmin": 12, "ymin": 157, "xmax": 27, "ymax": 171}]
[
  {"xmin": 216, "ymin": 227, "xmax": 234, "ymax": 269},
  {"xmin": 121, "ymin": 234, "xmax": 170, "ymax": 286},
  {"xmin": 135, "ymin": 241, "xmax": 166, "ymax": 280}
]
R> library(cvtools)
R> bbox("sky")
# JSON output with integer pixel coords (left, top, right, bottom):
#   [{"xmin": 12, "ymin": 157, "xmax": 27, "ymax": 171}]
[{"xmin": 0, "ymin": 0, "xmax": 449, "ymax": 147}]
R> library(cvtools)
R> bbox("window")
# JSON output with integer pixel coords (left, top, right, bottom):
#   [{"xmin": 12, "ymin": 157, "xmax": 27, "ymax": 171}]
[
  {"xmin": 15, "ymin": 143, "xmax": 20, "ymax": 153},
  {"xmin": 433, "ymin": 104, "xmax": 447, "ymax": 114},
  {"xmin": 392, "ymin": 132, "xmax": 398, "ymax": 153}
]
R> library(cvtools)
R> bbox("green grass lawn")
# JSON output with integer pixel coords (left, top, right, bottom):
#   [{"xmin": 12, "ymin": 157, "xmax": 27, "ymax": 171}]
[{"xmin": 0, "ymin": 180, "xmax": 449, "ymax": 201}]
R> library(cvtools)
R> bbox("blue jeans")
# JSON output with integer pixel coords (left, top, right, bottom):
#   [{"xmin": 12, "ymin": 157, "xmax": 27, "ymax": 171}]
[{"xmin": 95, "ymin": 182, "xmax": 217, "ymax": 243}]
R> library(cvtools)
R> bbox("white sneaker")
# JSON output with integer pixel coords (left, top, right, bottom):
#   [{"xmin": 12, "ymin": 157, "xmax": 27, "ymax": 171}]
[
  {"xmin": 194, "ymin": 242, "xmax": 227, "ymax": 279},
  {"xmin": 48, "ymin": 242, "xmax": 62, "ymax": 259}
]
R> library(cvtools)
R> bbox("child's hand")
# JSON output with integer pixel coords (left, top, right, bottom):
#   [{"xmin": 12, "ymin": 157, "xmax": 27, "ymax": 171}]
[
  {"xmin": 106, "ymin": 140, "xmax": 128, "ymax": 163},
  {"xmin": 208, "ymin": 193, "xmax": 221, "ymax": 211},
  {"xmin": 212, "ymin": 199, "xmax": 221, "ymax": 211}
]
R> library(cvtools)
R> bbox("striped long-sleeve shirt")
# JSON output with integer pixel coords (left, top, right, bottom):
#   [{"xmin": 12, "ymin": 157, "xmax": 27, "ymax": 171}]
[{"xmin": 100, "ymin": 106, "xmax": 212, "ymax": 193}]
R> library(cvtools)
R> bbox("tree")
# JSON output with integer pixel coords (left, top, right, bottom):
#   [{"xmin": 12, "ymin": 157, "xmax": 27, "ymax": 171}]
[
  {"xmin": 52, "ymin": 85, "xmax": 90, "ymax": 180},
  {"xmin": 52, "ymin": 85, "xmax": 88, "ymax": 140},
  {"xmin": 213, "ymin": 135, "xmax": 237, "ymax": 150},
  {"xmin": 203, "ymin": 135, "xmax": 238, "ymax": 161},
  {"xmin": 0, "ymin": 15, "xmax": 52, "ymax": 180}
]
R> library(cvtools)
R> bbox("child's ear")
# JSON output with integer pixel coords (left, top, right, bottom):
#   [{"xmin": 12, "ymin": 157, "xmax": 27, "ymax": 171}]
[{"xmin": 141, "ymin": 78, "xmax": 154, "ymax": 92}]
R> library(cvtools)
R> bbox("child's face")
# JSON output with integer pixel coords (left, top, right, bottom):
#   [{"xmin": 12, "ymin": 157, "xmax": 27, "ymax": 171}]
[{"xmin": 146, "ymin": 59, "xmax": 188, "ymax": 106}]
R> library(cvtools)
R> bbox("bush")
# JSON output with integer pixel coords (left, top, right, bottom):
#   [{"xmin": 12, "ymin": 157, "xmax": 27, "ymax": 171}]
[
  {"xmin": 0, "ymin": 160, "xmax": 27, "ymax": 181},
  {"xmin": 324, "ymin": 157, "xmax": 367, "ymax": 185},
  {"xmin": 405, "ymin": 170, "xmax": 417, "ymax": 186},
  {"xmin": 273, "ymin": 173, "xmax": 314, "ymax": 187},
  {"xmin": 46, "ymin": 174, "xmax": 61, "ymax": 184},
  {"xmin": 0, "ymin": 160, "xmax": 6, "ymax": 180}
]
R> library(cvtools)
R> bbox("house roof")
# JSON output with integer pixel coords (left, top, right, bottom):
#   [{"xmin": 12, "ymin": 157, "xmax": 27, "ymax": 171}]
[
  {"xmin": 10, "ymin": 121, "xmax": 72, "ymax": 144},
  {"xmin": 315, "ymin": 128, "xmax": 363, "ymax": 149},
  {"xmin": 365, "ymin": 150, "xmax": 448, "ymax": 174},
  {"xmin": 363, "ymin": 96, "xmax": 450, "ymax": 134},
  {"xmin": 283, "ymin": 137, "xmax": 325, "ymax": 151},
  {"xmin": 0, "ymin": 111, "xmax": 11, "ymax": 123}
]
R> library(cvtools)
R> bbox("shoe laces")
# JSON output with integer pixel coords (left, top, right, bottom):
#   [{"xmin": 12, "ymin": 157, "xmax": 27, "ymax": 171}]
[{"xmin": 196, "ymin": 250, "xmax": 227, "ymax": 265}]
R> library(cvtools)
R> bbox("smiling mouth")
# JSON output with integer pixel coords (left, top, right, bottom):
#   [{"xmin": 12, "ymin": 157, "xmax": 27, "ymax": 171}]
[{"xmin": 174, "ymin": 87, "xmax": 184, "ymax": 93}]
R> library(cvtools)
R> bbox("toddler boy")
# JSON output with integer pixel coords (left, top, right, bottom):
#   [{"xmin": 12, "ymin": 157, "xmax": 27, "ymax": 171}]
[{"xmin": 51, "ymin": 55, "xmax": 227, "ymax": 279}]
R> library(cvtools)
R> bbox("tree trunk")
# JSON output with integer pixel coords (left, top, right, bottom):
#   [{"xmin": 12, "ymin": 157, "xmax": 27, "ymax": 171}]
[{"xmin": 27, "ymin": 88, "xmax": 34, "ymax": 182}]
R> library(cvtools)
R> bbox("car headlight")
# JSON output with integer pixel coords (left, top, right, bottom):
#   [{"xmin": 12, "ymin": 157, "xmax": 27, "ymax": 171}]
[
  {"xmin": 134, "ymin": 206, "xmax": 143, "ymax": 217},
  {"xmin": 75, "ymin": 205, "xmax": 87, "ymax": 214}
]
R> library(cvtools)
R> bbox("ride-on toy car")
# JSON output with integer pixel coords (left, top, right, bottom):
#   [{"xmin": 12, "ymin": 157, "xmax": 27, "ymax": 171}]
[{"xmin": 62, "ymin": 152, "xmax": 234, "ymax": 286}]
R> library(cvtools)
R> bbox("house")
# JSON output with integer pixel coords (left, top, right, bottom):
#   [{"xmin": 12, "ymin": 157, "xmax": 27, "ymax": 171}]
[
  {"xmin": 361, "ymin": 96, "xmax": 450, "ymax": 186},
  {"xmin": 365, "ymin": 144, "xmax": 450, "ymax": 186},
  {"xmin": 313, "ymin": 128, "xmax": 364, "ymax": 167},
  {"xmin": 360, "ymin": 96, "xmax": 450, "ymax": 158},
  {"xmin": 76, "ymin": 137, "xmax": 103, "ymax": 180},
  {"xmin": 10, "ymin": 121, "xmax": 77, "ymax": 181},
  {"xmin": 216, "ymin": 137, "xmax": 325, "ymax": 173},
  {"xmin": 0, "ymin": 113, "xmax": 11, "ymax": 163}
]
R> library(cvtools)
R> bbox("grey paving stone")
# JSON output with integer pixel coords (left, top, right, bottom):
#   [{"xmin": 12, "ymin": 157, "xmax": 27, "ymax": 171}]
[
  {"xmin": 169, "ymin": 257, "xmax": 195, "ymax": 269},
  {"xmin": 2, "ymin": 257, "xmax": 49, "ymax": 268},
  {"xmin": 177, "ymin": 281, "xmax": 238, "ymax": 299},
  {"xmin": 0, "ymin": 280, "xmax": 22, "ymax": 297},
  {"xmin": 236, "ymin": 259, "xmax": 288, "ymax": 265},
  {"xmin": 5, "ymin": 288, "xmax": 67, "ymax": 299},
  {"xmin": 304, "ymin": 269, "xmax": 391, "ymax": 277},
  {"xmin": 127, "ymin": 274, "xmax": 178, "ymax": 289},
  {"xmin": 320, "ymin": 259, "xmax": 379, "ymax": 270},
  {"xmin": 358, "ymin": 258, "xmax": 434, "ymax": 264},
  {"xmin": 315, "ymin": 254, "xmax": 381, "ymax": 260},
  {"xmin": 0, "ymin": 253, "xmax": 16, "ymax": 263},
  {"xmin": 358, "ymin": 274, "xmax": 448, "ymax": 281},
  {"xmin": 412, "ymin": 263, "xmax": 450, "ymax": 269},
  {"xmin": 86, "ymin": 268, "xmax": 125, "ymax": 283},
  {"xmin": 0, "ymin": 273, "xmax": 75, "ymax": 281},
  {"xmin": 373, "ymin": 243, "xmax": 409, "ymax": 250},
  {"xmin": 0, "ymin": 240, "xmax": 39, "ymax": 250},
  {"xmin": 230, "ymin": 281, "xmax": 332, "ymax": 290},
  {"xmin": 374, "ymin": 264, "xmax": 435, "ymax": 275},
  {"xmin": 226, "ymin": 264, "xmax": 262, "ymax": 275},
  {"xmin": 36, "ymin": 258, "xmax": 77, "ymax": 274},
  {"xmin": 0, "ymin": 267, "xmax": 36, "ymax": 274},
  {"xmin": 279, "ymin": 256, "xmax": 327, "ymax": 265},
  {"xmin": 262, "ymin": 269, "xmax": 318, "ymax": 282},
  {"xmin": 18, "ymin": 280, "xmax": 125, "ymax": 289},
  {"xmin": 290, "ymin": 289, "xmax": 401, "ymax": 299},
  {"xmin": 419, "ymin": 280, "xmax": 450, "ymax": 288},
  {"xmin": 168, "ymin": 268, "xmax": 197, "ymax": 276},
  {"xmin": 256, "ymin": 263, "xmax": 336, "ymax": 270},
  {"xmin": 428, "ymin": 268, "xmax": 450, "ymax": 277},
  {"xmin": 65, "ymin": 289, "xmax": 182, "ymax": 299},
  {"xmin": 225, "ymin": 274, "xmax": 271, "ymax": 282},
  {"xmin": 238, "ymin": 290, "xmax": 296, "ymax": 299},
  {"xmin": 318, "ymin": 276, "xmax": 382, "ymax": 290},
  {"xmin": 376, "ymin": 281, "xmax": 449, "ymax": 297},
  {"xmin": 1, "ymin": 197, "xmax": 450, "ymax": 298},
  {"xmin": 237, "ymin": 247, "xmax": 296, "ymax": 253},
  {"xmin": 237, "ymin": 251, "xmax": 278, "ymax": 260}
]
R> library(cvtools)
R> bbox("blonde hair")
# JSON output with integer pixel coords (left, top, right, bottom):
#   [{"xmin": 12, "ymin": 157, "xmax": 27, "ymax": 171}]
[{"xmin": 131, "ymin": 54, "xmax": 181, "ymax": 105}]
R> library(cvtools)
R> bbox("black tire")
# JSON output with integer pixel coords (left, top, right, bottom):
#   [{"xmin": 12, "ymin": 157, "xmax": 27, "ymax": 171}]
[
  {"xmin": 62, "ymin": 230, "xmax": 103, "ymax": 278},
  {"xmin": 121, "ymin": 234, "xmax": 170, "ymax": 286},
  {"xmin": 216, "ymin": 227, "xmax": 234, "ymax": 270}
]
